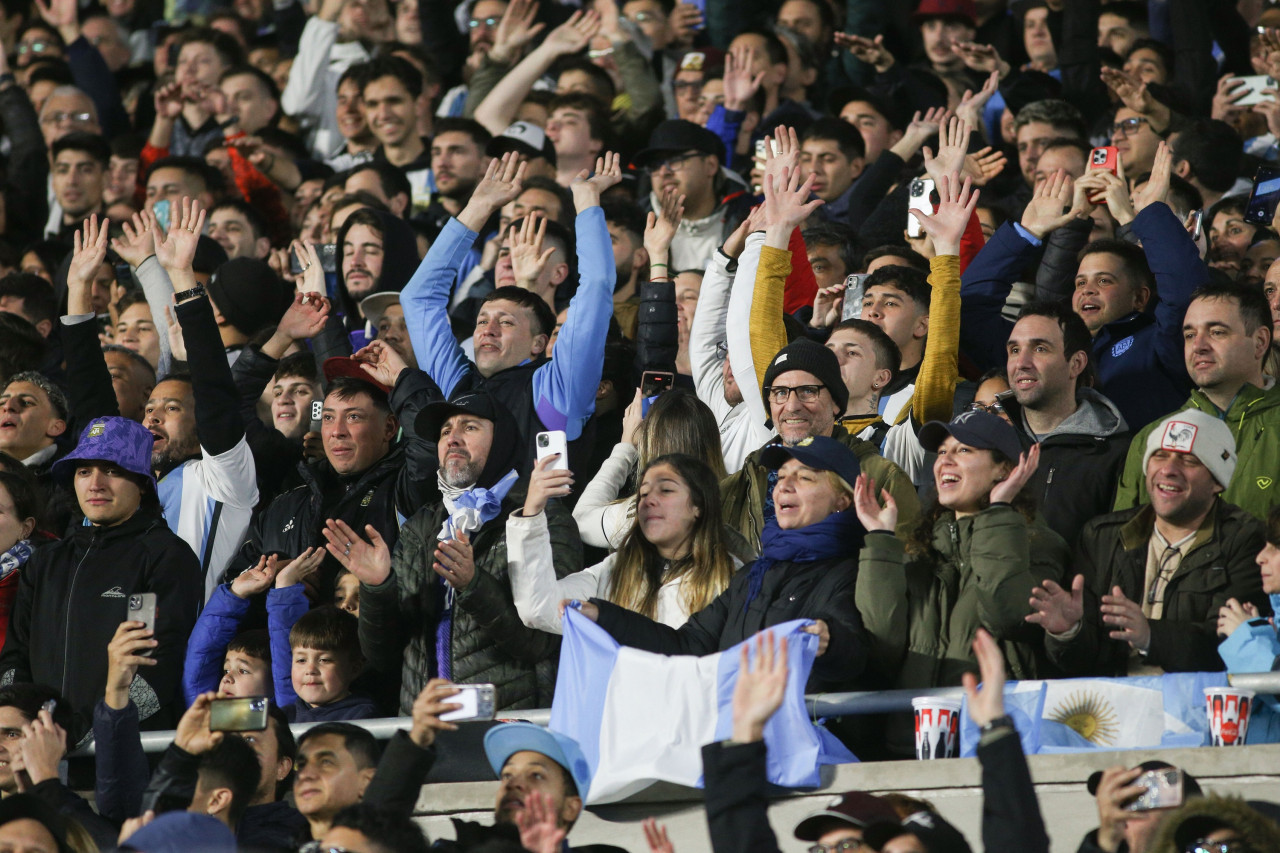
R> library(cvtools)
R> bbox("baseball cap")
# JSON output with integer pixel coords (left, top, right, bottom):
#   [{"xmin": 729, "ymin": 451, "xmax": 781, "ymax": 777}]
[
  {"xmin": 52, "ymin": 417, "xmax": 157, "ymax": 489},
  {"xmin": 632, "ymin": 119, "xmax": 725, "ymax": 169},
  {"xmin": 416, "ymin": 391, "xmax": 502, "ymax": 442},
  {"xmin": 864, "ymin": 811, "xmax": 972, "ymax": 853},
  {"xmin": 677, "ymin": 48, "xmax": 724, "ymax": 74},
  {"xmin": 794, "ymin": 792, "xmax": 901, "ymax": 840},
  {"xmin": 918, "ymin": 410, "xmax": 1024, "ymax": 462},
  {"xmin": 760, "ymin": 436, "xmax": 861, "ymax": 492},
  {"xmin": 0, "ymin": 794, "xmax": 72, "ymax": 853},
  {"xmin": 1085, "ymin": 761, "xmax": 1203, "ymax": 798},
  {"xmin": 483, "ymin": 722, "xmax": 593, "ymax": 798},
  {"xmin": 322, "ymin": 357, "xmax": 392, "ymax": 395},
  {"xmin": 359, "ymin": 291, "xmax": 401, "ymax": 330},
  {"xmin": 487, "ymin": 121, "xmax": 557, "ymax": 167},
  {"xmin": 912, "ymin": 0, "xmax": 977, "ymax": 25}
]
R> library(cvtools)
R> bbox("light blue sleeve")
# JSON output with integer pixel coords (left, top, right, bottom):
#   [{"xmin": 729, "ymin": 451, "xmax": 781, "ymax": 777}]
[
  {"xmin": 1220, "ymin": 620, "xmax": 1280, "ymax": 676},
  {"xmin": 266, "ymin": 584, "xmax": 311, "ymax": 708},
  {"xmin": 401, "ymin": 217, "xmax": 480, "ymax": 399},
  {"xmin": 531, "ymin": 206, "xmax": 615, "ymax": 441}
]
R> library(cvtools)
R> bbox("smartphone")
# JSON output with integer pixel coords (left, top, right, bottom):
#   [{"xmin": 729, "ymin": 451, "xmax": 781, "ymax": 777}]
[
  {"xmin": 1229, "ymin": 74, "xmax": 1276, "ymax": 106},
  {"xmin": 114, "ymin": 263, "xmax": 134, "ymax": 290},
  {"xmin": 535, "ymin": 430, "xmax": 569, "ymax": 472},
  {"xmin": 209, "ymin": 696, "xmax": 270, "ymax": 732},
  {"xmin": 907, "ymin": 178, "xmax": 935, "ymax": 238},
  {"xmin": 1187, "ymin": 209, "xmax": 1204, "ymax": 243},
  {"xmin": 1127, "ymin": 768, "xmax": 1184, "ymax": 812},
  {"xmin": 1089, "ymin": 146, "xmax": 1120, "ymax": 177},
  {"xmin": 290, "ymin": 244, "xmax": 339, "ymax": 275},
  {"xmin": 841, "ymin": 273, "xmax": 868, "ymax": 320},
  {"xmin": 153, "ymin": 199, "xmax": 171, "ymax": 232},
  {"xmin": 641, "ymin": 370, "xmax": 675, "ymax": 398},
  {"xmin": 1245, "ymin": 164, "xmax": 1280, "ymax": 225},
  {"xmin": 128, "ymin": 593, "xmax": 158, "ymax": 657},
  {"xmin": 309, "ymin": 400, "xmax": 323, "ymax": 434},
  {"xmin": 439, "ymin": 683, "xmax": 496, "ymax": 723}
]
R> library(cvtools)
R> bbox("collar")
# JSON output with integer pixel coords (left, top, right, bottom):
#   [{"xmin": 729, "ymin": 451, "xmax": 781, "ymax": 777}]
[
  {"xmin": 882, "ymin": 361, "xmax": 921, "ymax": 397},
  {"xmin": 1120, "ymin": 500, "xmax": 1220, "ymax": 553},
  {"xmin": 21, "ymin": 443, "xmax": 57, "ymax": 468}
]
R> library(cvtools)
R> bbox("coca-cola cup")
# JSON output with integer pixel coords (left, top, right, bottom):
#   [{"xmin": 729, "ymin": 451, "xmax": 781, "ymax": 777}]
[
  {"xmin": 1204, "ymin": 687, "xmax": 1255, "ymax": 746},
  {"xmin": 912, "ymin": 697, "xmax": 961, "ymax": 759}
]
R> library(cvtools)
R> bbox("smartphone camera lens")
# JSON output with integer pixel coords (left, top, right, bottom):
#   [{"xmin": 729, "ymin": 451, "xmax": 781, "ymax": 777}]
[
  {"xmin": 537, "ymin": 434, "xmax": 548, "ymax": 447},
  {"xmin": 909, "ymin": 179, "xmax": 923, "ymax": 194},
  {"xmin": 128, "ymin": 596, "xmax": 140, "ymax": 608}
]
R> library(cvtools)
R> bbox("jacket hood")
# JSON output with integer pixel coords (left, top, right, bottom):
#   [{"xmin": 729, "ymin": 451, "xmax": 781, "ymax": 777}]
[
  {"xmin": 1148, "ymin": 794, "xmax": 1280, "ymax": 853},
  {"xmin": 1010, "ymin": 387, "xmax": 1128, "ymax": 442},
  {"xmin": 336, "ymin": 208, "xmax": 421, "ymax": 322}
]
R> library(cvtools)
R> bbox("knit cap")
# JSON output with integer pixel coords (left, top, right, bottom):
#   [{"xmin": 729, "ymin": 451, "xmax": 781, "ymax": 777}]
[{"xmin": 1142, "ymin": 409, "xmax": 1237, "ymax": 488}]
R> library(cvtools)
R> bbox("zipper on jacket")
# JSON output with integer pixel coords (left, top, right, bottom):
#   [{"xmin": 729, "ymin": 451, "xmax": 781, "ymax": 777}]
[
  {"xmin": 62, "ymin": 533, "xmax": 97, "ymax": 698},
  {"xmin": 1043, "ymin": 467, "xmax": 1055, "ymax": 504}
]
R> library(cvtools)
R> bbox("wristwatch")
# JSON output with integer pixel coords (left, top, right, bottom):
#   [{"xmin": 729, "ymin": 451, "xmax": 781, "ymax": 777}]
[
  {"xmin": 173, "ymin": 285, "xmax": 206, "ymax": 303},
  {"xmin": 980, "ymin": 714, "xmax": 1015, "ymax": 734}
]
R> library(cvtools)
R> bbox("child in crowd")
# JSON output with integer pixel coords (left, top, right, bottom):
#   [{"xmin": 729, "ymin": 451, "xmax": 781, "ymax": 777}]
[
  {"xmin": 270, "ymin": 600, "xmax": 378, "ymax": 722},
  {"xmin": 1218, "ymin": 505, "xmax": 1280, "ymax": 742}
]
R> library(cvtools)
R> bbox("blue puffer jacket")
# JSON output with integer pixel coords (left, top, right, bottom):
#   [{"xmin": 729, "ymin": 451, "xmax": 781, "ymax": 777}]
[
  {"xmin": 1219, "ymin": 591, "xmax": 1280, "ymax": 743},
  {"xmin": 181, "ymin": 583, "xmax": 254, "ymax": 706}
]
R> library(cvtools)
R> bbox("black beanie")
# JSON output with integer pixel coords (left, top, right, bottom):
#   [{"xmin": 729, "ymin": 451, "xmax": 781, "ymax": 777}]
[
  {"xmin": 761, "ymin": 338, "xmax": 849, "ymax": 415},
  {"xmin": 207, "ymin": 258, "xmax": 295, "ymax": 337}
]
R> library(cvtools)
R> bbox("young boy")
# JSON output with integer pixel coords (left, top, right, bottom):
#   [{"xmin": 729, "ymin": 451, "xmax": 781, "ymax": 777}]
[
  {"xmin": 183, "ymin": 575, "xmax": 275, "ymax": 706},
  {"xmin": 269, "ymin": 599, "xmax": 378, "ymax": 722}
]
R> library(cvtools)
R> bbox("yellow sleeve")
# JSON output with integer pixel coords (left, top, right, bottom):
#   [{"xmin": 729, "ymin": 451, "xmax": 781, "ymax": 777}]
[
  {"xmin": 910, "ymin": 254, "xmax": 962, "ymax": 426},
  {"xmin": 750, "ymin": 245, "xmax": 792, "ymax": 393}
]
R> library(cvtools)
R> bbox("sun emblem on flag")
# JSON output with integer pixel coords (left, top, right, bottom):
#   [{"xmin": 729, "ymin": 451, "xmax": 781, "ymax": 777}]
[{"xmin": 1048, "ymin": 691, "xmax": 1119, "ymax": 745}]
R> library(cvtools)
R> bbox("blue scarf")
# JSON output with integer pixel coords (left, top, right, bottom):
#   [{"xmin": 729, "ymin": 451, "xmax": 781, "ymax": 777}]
[
  {"xmin": 743, "ymin": 510, "xmax": 863, "ymax": 612},
  {"xmin": 0, "ymin": 541, "xmax": 32, "ymax": 582}
]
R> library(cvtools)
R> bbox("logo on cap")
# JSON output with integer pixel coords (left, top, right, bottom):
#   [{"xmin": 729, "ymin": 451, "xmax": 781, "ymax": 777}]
[
  {"xmin": 89, "ymin": 421, "xmax": 105, "ymax": 438},
  {"xmin": 774, "ymin": 353, "xmax": 787, "ymax": 365},
  {"xmin": 680, "ymin": 51, "xmax": 707, "ymax": 71},
  {"xmin": 1159, "ymin": 421, "xmax": 1197, "ymax": 453}
]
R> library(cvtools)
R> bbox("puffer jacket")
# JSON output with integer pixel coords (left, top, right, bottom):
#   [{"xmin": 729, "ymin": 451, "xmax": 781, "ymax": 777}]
[
  {"xmin": 1047, "ymin": 500, "xmax": 1269, "ymax": 676},
  {"xmin": 1005, "ymin": 388, "xmax": 1130, "ymax": 546},
  {"xmin": 1147, "ymin": 795, "xmax": 1280, "ymax": 853},
  {"xmin": 721, "ymin": 425, "xmax": 921, "ymax": 548},
  {"xmin": 1114, "ymin": 382, "xmax": 1280, "ymax": 523},
  {"xmin": 856, "ymin": 504, "xmax": 1070, "ymax": 689},
  {"xmin": 359, "ymin": 484, "xmax": 582, "ymax": 713}
]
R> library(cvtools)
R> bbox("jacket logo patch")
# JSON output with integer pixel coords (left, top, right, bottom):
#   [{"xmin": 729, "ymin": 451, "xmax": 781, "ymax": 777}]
[
  {"xmin": 101, "ymin": 586, "xmax": 125, "ymax": 598},
  {"xmin": 1111, "ymin": 336, "xmax": 1134, "ymax": 357},
  {"xmin": 1259, "ymin": 477, "xmax": 1274, "ymax": 490},
  {"xmin": 282, "ymin": 518, "xmax": 294, "ymax": 533},
  {"xmin": 361, "ymin": 490, "xmax": 374, "ymax": 507}
]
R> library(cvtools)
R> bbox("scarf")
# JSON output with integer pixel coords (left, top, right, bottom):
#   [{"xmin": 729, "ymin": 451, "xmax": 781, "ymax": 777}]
[
  {"xmin": 0, "ymin": 541, "xmax": 31, "ymax": 582},
  {"xmin": 743, "ymin": 510, "xmax": 863, "ymax": 612}
]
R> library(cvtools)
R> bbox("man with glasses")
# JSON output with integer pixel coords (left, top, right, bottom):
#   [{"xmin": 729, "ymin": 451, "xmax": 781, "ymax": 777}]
[
  {"xmin": 792, "ymin": 793, "xmax": 901, "ymax": 853},
  {"xmin": 720, "ymin": 337, "xmax": 918, "ymax": 548},
  {"xmin": 1113, "ymin": 105, "xmax": 1161, "ymax": 180},
  {"xmin": 633, "ymin": 119, "xmax": 751, "ymax": 271},
  {"xmin": 1028, "ymin": 408, "xmax": 1268, "ymax": 677},
  {"xmin": 37, "ymin": 86, "xmax": 100, "ymax": 147}
]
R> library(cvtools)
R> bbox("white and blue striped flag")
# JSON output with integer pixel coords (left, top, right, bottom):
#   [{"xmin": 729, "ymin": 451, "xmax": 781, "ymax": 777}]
[{"xmin": 549, "ymin": 608, "xmax": 856, "ymax": 804}]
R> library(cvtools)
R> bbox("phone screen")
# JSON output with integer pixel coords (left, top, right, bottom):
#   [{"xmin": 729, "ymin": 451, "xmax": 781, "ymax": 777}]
[{"xmin": 1245, "ymin": 166, "xmax": 1280, "ymax": 224}]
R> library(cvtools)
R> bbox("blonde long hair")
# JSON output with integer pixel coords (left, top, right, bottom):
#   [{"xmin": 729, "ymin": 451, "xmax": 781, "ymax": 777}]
[{"xmin": 606, "ymin": 454, "xmax": 735, "ymax": 619}]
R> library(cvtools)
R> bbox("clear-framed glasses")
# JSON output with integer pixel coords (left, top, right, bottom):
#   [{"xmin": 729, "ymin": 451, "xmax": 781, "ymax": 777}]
[
  {"xmin": 17, "ymin": 40, "xmax": 52, "ymax": 55},
  {"xmin": 628, "ymin": 10, "xmax": 657, "ymax": 22},
  {"xmin": 41, "ymin": 111, "xmax": 93, "ymax": 126},
  {"xmin": 467, "ymin": 15, "xmax": 500, "ymax": 27},
  {"xmin": 649, "ymin": 150, "xmax": 704, "ymax": 173},
  {"xmin": 1184, "ymin": 840, "xmax": 1252, "ymax": 853},
  {"xmin": 1110, "ymin": 116, "xmax": 1149, "ymax": 138},
  {"xmin": 764, "ymin": 384, "xmax": 824, "ymax": 404}
]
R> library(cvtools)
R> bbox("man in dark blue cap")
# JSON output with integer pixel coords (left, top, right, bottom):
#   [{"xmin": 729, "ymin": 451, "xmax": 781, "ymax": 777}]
[
  {"xmin": 0, "ymin": 416, "xmax": 202, "ymax": 740},
  {"xmin": 633, "ymin": 119, "xmax": 752, "ymax": 271}
]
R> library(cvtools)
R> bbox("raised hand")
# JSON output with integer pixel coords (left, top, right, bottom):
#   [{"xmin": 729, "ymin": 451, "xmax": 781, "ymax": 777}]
[
  {"xmin": 954, "ymin": 40, "xmax": 1010, "ymax": 78},
  {"xmin": 762, "ymin": 125, "xmax": 801, "ymax": 195},
  {"xmin": 1026, "ymin": 574, "xmax": 1085, "ymax": 634},
  {"xmin": 910, "ymin": 172, "xmax": 979, "ymax": 257},
  {"xmin": 644, "ymin": 186, "xmax": 684, "ymax": 267},
  {"xmin": 988, "ymin": 442, "xmax": 1040, "ymax": 504},
  {"xmin": 731, "ymin": 630, "xmax": 789, "ymax": 743},
  {"xmin": 1101, "ymin": 586, "xmax": 1151, "ymax": 651},
  {"xmin": 174, "ymin": 692, "xmax": 223, "ymax": 755},
  {"xmin": 960, "ymin": 628, "xmax": 1007, "ymax": 729},
  {"xmin": 459, "ymin": 151, "xmax": 527, "ymax": 231},
  {"xmin": 852, "ymin": 474, "xmax": 897, "ymax": 532},
  {"xmin": 508, "ymin": 214, "xmax": 557, "ymax": 288},
  {"xmin": 956, "ymin": 71, "xmax": 999, "ymax": 132},
  {"xmin": 571, "ymin": 151, "xmax": 623, "ymax": 207},
  {"xmin": 523, "ymin": 453, "xmax": 575, "ymax": 517},
  {"xmin": 488, "ymin": 0, "xmax": 544, "ymax": 64},
  {"xmin": 68, "ymin": 215, "xmax": 110, "ymax": 309},
  {"xmin": 517, "ymin": 790, "xmax": 568, "ymax": 853},
  {"xmin": 353, "ymin": 339, "xmax": 409, "ymax": 388},
  {"xmin": 409, "ymin": 679, "xmax": 462, "ymax": 748},
  {"xmin": 642, "ymin": 818, "xmax": 676, "ymax": 853},
  {"xmin": 111, "ymin": 212, "xmax": 157, "ymax": 268},
  {"xmin": 289, "ymin": 239, "xmax": 328, "ymax": 296},
  {"xmin": 105, "ymin": 621, "xmax": 157, "ymax": 709},
  {"xmin": 230, "ymin": 555, "xmax": 278, "ymax": 599},
  {"xmin": 965, "ymin": 146, "xmax": 1007, "ymax": 186},
  {"xmin": 154, "ymin": 197, "xmax": 207, "ymax": 273},
  {"xmin": 1019, "ymin": 170, "xmax": 1077, "ymax": 239},
  {"xmin": 723, "ymin": 44, "xmax": 765, "ymax": 112},
  {"xmin": 323, "ymin": 519, "xmax": 392, "ymax": 586},
  {"xmin": 1133, "ymin": 140, "xmax": 1173, "ymax": 214},
  {"xmin": 275, "ymin": 291, "xmax": 331, "ymax": 343},
  {"xmin": 833, "ymin": 33, "xmax": 893, "ymax": 72},
  {"xmin": 543, "ymin": 9, "xmax": 601, "ymax": 56},
  {"xmin": 35, "ymin": 0, "xmax": 77, "ymax": 41},
  {"xmin": 763, "ymin": 166, "xmax": 823, "ymax": 234},
  {"xmin": 895, "ymin": 106, "xmax": 950, "ymax": 159},
  {"xmin": 273, "ymin": 547, "xmax": 326, "ymax": 589},
  {"xmin": 922, "ymin": 115, "xmax": 972, "ymax": 187}
]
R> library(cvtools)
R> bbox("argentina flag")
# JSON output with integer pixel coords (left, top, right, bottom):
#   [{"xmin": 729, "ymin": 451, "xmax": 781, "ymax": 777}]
[{"xmin": 549, "ymin": 608, "xmax": 855, "ymax": 804}]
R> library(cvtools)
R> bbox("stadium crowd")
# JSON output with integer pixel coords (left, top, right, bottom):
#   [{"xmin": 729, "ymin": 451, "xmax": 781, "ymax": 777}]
[{"xmin": 0, "ymin": 0, "xmax": 1280, "ymax": 847}]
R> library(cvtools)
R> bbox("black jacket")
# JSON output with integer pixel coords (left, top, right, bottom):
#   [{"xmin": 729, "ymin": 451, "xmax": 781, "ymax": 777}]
[
  {"xmin": 592, "ymin": 554, "xmax": 868, "ymax": 692},
  {"xmin": 0, "ymin": 508, "xmax": 202, "ymax": 740},
  {"xmin": 701, "ymin": 740, "xmax": 782, "ymax": 853},
  {"xmin": 433, "ymin": 819, "xmax": 629, "ymax": 853},
  {"xmin": 977, "ymin": 727, "xmax": 1048, "ymax": 853}
]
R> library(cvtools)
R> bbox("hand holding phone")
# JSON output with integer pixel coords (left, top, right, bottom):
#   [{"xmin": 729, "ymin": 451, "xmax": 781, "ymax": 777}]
[
  {"xmin": 209, "ymin": 696, "xmax": 269, "ymax": 732},
  {"xmin": 438, "ymin": 683, "xmax": 496, "ymax": 722},
  {"xmin": 907, "ymin": 178, "xmax": 935, "ymax": 238},
  {"xmin": 535, "ymin": 430, "xmax": 569, "ymax": 472},
  {"xmin": 128, "ymin": 593, "xmax": 158, "ymax": 657}
]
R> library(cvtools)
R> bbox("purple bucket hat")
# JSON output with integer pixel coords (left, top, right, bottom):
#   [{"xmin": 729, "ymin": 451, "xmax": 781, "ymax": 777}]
[{"xmin": 52, "ymin": 417, "xmax": 157, "ymax": 489}]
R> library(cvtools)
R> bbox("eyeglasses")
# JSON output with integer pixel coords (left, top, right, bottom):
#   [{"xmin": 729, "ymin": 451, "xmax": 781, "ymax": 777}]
[
  {"xmin": 41, "ymin": 111, "xmax": 93, "ymax": 126},
  {"xmin": 467, "ymin": 15, "xmax": 500, "ymax": 27},
  {"xmin": 764, "ymin": 384, "xmax": 825, "ymax": 404},
  {"xmin": 966, "ymin": 400, "xmax": 1004, "ymax": 415},
  {"xmin": 627, "ymin": 10, "xmax": 658, "ymax": 22},
  {"xmin": 1110, "ymin": 116, "xmax": 1150, "ymax": 137},
  {"xmin": 807, "ymin": 841, "xmax": 870, "ymax": 853},
  {"xmin": 16, "ymin": 40, "xmax": 53, "ymax": 55},
  {"xmin": 650, "ymin": 150, "xmax": 705, "ymax": 173},
  {"xmin": 1185, "ymin": 839, "xmax": 1252, "ymax": 853},
  {"xmin": 673, "ymin": 80, "xmax": 703, "ymax": 94}
]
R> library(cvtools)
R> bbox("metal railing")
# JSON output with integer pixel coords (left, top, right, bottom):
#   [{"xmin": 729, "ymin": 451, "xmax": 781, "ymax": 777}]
[{"xmin": 71, "ymin": 670, "xmax": 1280, "ymax": 757}]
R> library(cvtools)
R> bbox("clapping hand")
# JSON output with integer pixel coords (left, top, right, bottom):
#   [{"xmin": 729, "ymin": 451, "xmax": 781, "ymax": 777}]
[
  {"xmin": 852, "ymin": 473, "xmax": 898, "ymax": 532},
  {"xmin": 433, "ymin": 530, "xmax": 476, "ymax": 590},
  {"xmin": 1217, "ymin": 597, "xmax": 1260, "ymax": 638},
  {"xmin": 988, "ymin": 442, "xmax": 1040, "ymax": 504},
  {"xmin": 1100, "ymin": 586, "xmax": 1151, "ymax": 651},
  {"xmin": 323, "ymin": 519, "xmax": 392, "ymax": 586},
  {"xmin": 909, "ymin": 172, "xmax": 979, "ymax": 257},
  {"xmin": 1026, "ymin": 574, "xmax": 1085, "ymax": 635}
]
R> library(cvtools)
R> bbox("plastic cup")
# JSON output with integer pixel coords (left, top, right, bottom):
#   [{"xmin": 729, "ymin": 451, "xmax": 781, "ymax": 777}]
[
  {"xmin": 1204, "ymin": 687, "xmax": 1255, "ymax": 746},
  {"xmin": 912, "ymin": 697, "xmax": 961, "ymax": 759}
]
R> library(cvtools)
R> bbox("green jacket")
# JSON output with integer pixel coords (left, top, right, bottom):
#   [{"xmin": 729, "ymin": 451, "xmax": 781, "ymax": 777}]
[
  {"xmin": 720, "ymin": 426, "xmax": 921, "ymax": 549},
  {"xmin": 1046, "ymin": 499, "xmax": 1268, "ymax": 676},
  {"xmin": 855, "ymin": 504, "xmax": 1069, "ymax": 690},
  {"xmin": 1113, "ymin": 382, "xmax": 1280, "ymax": 522}
]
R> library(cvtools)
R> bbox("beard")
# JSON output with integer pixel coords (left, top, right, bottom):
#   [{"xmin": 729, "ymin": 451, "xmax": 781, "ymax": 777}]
[
  {"xmin": 442, "ymin": 454, "xmax": 483, "ymax": 488},
  {"xmin": 151, "ymin": 432, "xmax": 200, "ymax": 471}
]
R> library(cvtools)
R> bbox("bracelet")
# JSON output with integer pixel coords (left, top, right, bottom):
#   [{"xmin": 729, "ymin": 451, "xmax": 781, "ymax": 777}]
[
  {"xmin": 173, "ymin": 285, "xmax": 206, "ymax": 303},
  {"xmin": 979, "ymin": 714, "xmax": 1014, "ymax": 734},
  {"xmin": 650, "ymin": 262, "xmax": 668, "ymax": 268}
]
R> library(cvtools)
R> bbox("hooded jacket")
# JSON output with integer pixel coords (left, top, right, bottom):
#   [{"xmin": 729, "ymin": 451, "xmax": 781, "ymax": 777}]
[
  {"xmin": 0, "ymin": 508, "xmax": 202, "ymax": 740},
  {"xmin": 1114, "ymin": 381, "xmax": 1280, "ymax": 523},
  {"xmin": 1006, "ymin": 387, "xmax": 1131, "ymax": 546},
  {"xmin": 1147, "ymin": 795, "xmax": 1280, "ymax": 853},
  {"xmin": 1047, "ymin": 500, "xmax": 1269, "ymax": 676},
  {"xmin": 335, "ymin": 208, "xmax": 421, "ymax": 340}
]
